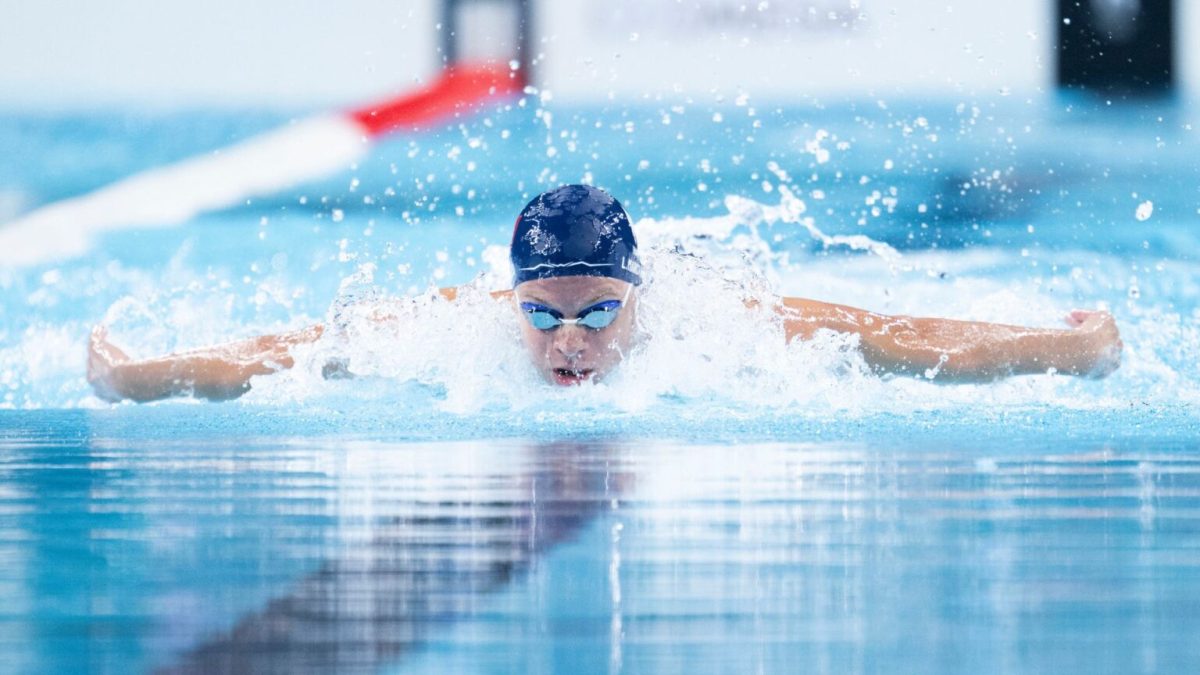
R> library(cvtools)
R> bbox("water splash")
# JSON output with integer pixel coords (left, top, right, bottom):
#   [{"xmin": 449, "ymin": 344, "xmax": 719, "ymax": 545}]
[
  {"xmin": 634, "ymin": 185, "xmax": 901, "ymax": 290},
  {"xmin": 236, "ymin": 191, "xmax": 1199, "ymax": 418},
  {"xmin": 3, "ymin": 190, "xmax": 1198, "ymax": 417}
]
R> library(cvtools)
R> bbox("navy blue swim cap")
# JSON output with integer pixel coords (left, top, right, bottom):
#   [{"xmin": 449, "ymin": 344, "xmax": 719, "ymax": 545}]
[{"xmin": 510, "ymin": 185, "xmax": 642, "ymax": 287}]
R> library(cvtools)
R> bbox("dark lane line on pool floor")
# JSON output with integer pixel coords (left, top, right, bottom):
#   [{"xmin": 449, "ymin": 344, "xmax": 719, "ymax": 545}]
[{"xmin": 153, "ymin": 440, "xmax": 629, "ymax": 675}]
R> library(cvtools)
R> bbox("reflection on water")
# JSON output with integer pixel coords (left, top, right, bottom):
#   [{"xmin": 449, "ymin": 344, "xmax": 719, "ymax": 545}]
[
  {"xmin": 1, "ymin": 416, "xmax": 1199, "ymax": 674},
  {"xmin": 159, "ymin": 440, "xmax": 629, "ymax": 675}
]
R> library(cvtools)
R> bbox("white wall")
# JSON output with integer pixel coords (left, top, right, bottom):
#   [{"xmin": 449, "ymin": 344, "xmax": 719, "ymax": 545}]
[
  {"xmin": 0, "ymin": 1, "xmax": 437, "ymax": 107},
  {"xmin": 540, "ymin": 0, "xmax": 1054, "ymax": 100},
  {"xmin": 1182, "ymin": 0, "xmax": 1199, "ymax": 99},
  {"xmin": 8, "ymin": 0, "xmax": 1193, "ymax": 107}
]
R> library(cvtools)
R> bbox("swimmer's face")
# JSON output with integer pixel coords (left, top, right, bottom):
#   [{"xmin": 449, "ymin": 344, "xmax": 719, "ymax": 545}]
[{"xmin": 513, "ymin": 276, "xmax": 638, "ymax": 386}]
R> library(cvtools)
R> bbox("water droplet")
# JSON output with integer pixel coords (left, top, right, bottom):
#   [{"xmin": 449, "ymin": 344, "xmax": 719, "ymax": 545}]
[{"xmin": 1135, "ymin": 200, "xmax": 1154, "ymax": 221}]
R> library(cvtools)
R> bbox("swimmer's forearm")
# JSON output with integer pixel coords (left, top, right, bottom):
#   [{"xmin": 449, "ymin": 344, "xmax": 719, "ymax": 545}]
[
  {"xmin": 109, "ymin": 353, "xmax": 264, "ymax": 402},
  {"xmin": 857, "ymin": 318, "xmax": 1099, "ymax": 381},
  {"xmin": 104, "ymin": 326, "xmax": 323, "ymax": 402},
  {"xmin": 779, "ymin": 297, "xmax": 1120, "ymax": 381}
]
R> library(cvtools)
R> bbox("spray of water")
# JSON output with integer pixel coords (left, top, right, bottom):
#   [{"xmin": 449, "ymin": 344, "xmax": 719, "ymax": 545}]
[
  {"xmin": 3, "ymin": 189, "xmax": 1197, "ymax": 416},
  {"xmin": 242, "ymin": 190, "xmax": 1199, "ymax": 417}
]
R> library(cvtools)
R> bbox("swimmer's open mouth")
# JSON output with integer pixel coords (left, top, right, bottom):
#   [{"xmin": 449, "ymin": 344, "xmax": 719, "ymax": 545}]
[{"xmin": 553, "ymin": 368, "xmax": 594, "ymax": 385}]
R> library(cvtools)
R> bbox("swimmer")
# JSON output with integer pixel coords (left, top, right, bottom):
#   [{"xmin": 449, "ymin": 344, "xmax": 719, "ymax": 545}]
[{"xmin": 86, "ymin": 184, "xmax": 1123, "ymax": 402}]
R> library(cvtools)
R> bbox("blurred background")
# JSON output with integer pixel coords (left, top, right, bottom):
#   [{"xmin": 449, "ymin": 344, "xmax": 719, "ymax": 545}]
[{"xmin": 0, "ymin": 0, "xmax": 1193, "ymax": 105}]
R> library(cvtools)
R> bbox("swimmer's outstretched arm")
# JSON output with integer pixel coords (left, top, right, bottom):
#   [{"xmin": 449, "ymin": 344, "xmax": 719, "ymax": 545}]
[
  {"xmin": 87, "ymin": 324, "xmax": 325, "ymax": 402},
  {"xmin": 87, "ymin": 286, "xmax": 509, "ymax": 403},
  {"xmin": 778, "ymin": 298, "xmax": 1122, "ymax": 381}
]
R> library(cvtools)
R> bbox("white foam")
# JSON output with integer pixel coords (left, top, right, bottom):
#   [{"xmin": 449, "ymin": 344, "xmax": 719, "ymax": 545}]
[
  {"xmin": 0, "ymin": 115, "xmax": 368, "ymax": 267},
  {"xmin": 251, "ymin": 265, "xmax": 539, "ymax": 414},
  {"xmin": 25, "ymin": 191, "xmax": 1197, "ymax": 415}
]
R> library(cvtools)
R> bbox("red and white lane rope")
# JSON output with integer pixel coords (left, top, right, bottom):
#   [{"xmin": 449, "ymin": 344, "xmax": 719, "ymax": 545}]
[{"xmin": 0, "ymin": 62, "xmax": 525, "ymax": 266}]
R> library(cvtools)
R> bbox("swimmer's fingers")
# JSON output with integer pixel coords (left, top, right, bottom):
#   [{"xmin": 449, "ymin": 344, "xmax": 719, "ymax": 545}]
[
  {"xmin": 87, "ymin": 325, "xmax": 109, "ymax": 372},
  {"xmin": 87, "ymin": 325, "xmax": 129, "ymax": 402},
  {"xmin": 88, "ymin": 325, "xmax": 130, "ymax": 365}
]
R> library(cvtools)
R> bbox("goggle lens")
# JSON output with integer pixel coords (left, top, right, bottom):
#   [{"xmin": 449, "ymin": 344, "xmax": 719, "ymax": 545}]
[
  {"xmin": 520, "ymin": 300, "xmax": 623, "ymax": 331},
  {"xmin": 527, "ymin": 311, "xmax": 563, "ymax": 330},
  {"xmin": 577, "ymin": 305, "xmax": 620, "ymax": 329}
]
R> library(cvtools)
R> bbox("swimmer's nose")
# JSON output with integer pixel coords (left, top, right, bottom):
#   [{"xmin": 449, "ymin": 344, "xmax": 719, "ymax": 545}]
[{"xmin": 554, "ymin": 325, "xmax": 587, "ymax": 362}]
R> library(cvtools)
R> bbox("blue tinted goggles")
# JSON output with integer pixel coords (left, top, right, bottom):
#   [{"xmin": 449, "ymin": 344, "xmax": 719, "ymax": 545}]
[{"xmin": 516, "ymin": 285, "xmax": 633, "ymax": 331}]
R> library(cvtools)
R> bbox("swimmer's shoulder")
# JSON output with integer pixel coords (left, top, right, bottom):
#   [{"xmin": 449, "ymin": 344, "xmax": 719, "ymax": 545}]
[
  {"xmin": 743, "ymin": 294, "xmax": 836, "ymax": 314},
  {"xmin": 345, "ymin": 286, "xmax": 510, "ymax": 328},
  {"xmin": 437, "ymin": 286, "xmax": 512, "ymax": 302},
  {"xmin": 779, "ymin": 296, "xmax": 842, "ymax": 315}
]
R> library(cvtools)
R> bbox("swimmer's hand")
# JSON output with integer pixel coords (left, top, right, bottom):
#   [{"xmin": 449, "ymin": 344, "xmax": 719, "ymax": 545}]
[
  {"xmin": 86, "ymin": 324, "xmax": 324, "ymax": 403},
  {"xmin": 1062, "ymin": 309, "xmax": 1123, "ymax": 378}
]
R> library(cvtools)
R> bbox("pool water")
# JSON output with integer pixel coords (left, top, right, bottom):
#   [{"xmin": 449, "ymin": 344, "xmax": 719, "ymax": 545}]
[{"xmin": 1, "ymin": 95, "xmax": 1199, "ymax": 673}]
